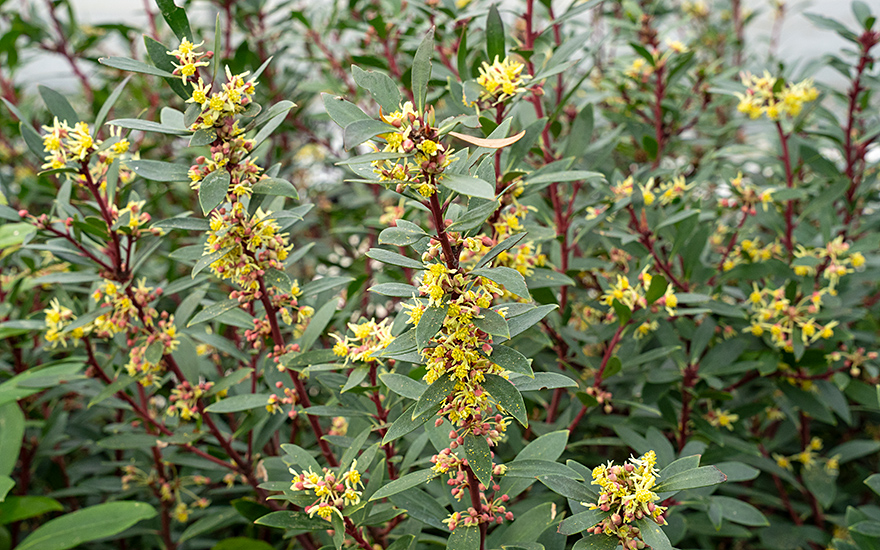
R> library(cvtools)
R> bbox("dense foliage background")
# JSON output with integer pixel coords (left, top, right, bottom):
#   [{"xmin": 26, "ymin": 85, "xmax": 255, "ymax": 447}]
[{"xmin": 1, "ymin": 0, "xmax": 879, "ymax": 549}]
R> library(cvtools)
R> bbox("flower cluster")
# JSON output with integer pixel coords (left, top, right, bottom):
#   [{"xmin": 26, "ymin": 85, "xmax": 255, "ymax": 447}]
[
  {"xmin": 736, "ymin": 72, "xmax": 819, "ymax": 120},
  {"xmin": 705, "ymin": 408, "xmax": 739, "ymax": 430},
  {"xmin": 475, "ymin": 56, "xmax": 530, "ymax": 104},
  {"xmin": 331, "ymin": 318, "xmax": 395, "ymax": 365},
  {"xmin": 289, "ymin": 461, "xmax": 364, "ymax": 521},
  {"xmin": 792, "ymin": 236, "xmax": 864, "ymax": 290},
  {"xmin": 41, "ymin": 118, "xmax": 130, "ymax": 173},
  {"xmin": 44, "ymin": 298, "xmax": 85, "ymax": 348},
  {"xmin": 371, "ymin": 102, "xmax": 453, "ymax": 197},
  {"xmin": 168, "ymin": 381, "xmax": 214, "ymax": 421},
  {"xmin": 205, "ymin": 204, "xmax": 293, "ymax": 298},
  {"xmin": 434, "ymin": 425, "xmax": 513, "ymax": 530},
  {"xmin": 166, "ymin": 38, "xmax": 212, "ymax": 84},
  {"xmin": 120, "ymin": 463, "xmax": 211, "ymax": 523},
  {"xmin": 405, "ymin": 265, "xmax": 511, "ymax": 421},
  {"xmin": 718, "ymin": 172, "xmax": 773, "ymax": 215},
  {"xmin": 586, "ymin": 451, "xmax": 667, "ymax": 549},
  {"xmin": 167, "ymin": 39, "xmax": 265, "ymax": 202},
  {"xmin": 745, "ymin": 285, "xmax": 836, "ymax": 350},
  {"xmin": 716, "ymin": 236, "xmax": 783, "ymax": 271},
  {"xmin": 828, "ymin": 347, "xmax": 878, "ymax": 378},
  {"xmin": 124, "ymin": 315, "xmax": 180, "ymax": 386},
  {"xmin": 773, "ymin": 437, "xmax": 839, "ymax": 474},
  {"xmin": 600, "ymin": 270, "xmax": 678, "ymax": 320},
  {"xmin": 610, "ymin": 175, "xmax": 693, "ymax": 206},
  {"xmin": 266, "ymin": 382, "xmax": 299, "ymax": 417}
]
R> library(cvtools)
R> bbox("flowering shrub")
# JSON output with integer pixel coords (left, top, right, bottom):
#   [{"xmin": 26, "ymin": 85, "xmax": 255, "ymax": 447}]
[{"xmin": 1, "ymin": 1, "xmax": 880, "ymax": 550}]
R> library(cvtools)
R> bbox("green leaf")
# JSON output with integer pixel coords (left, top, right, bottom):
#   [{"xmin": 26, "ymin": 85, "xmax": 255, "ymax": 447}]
[
  {"xmin": 503, "ymin": 460, "xmax": 582, "ymax": 479},
  {"xmin": 0, "ymin": 496, "xmax": 64, "ymax": 525},
  {"xmin": 0, "ymin": 403, "xmax": 24, "ymax": 477},
  {"xmin": 199, "ymin": 169, "xmax": 231, "ymax": 214},
  {"xmin": 538, "ymin": 475, "xmax": 597, "ymax": 501},
  {"xmin": 252, "ymin": 108, "xmax": 292, "ymax": 149},
  {"xmin": 571, "ymin": 535, "xmax": 619, "ymax": 550},
  {"xmin": 205, "ymin": 394, "xmax": 272, "ymax": 413},
  {"xmin": 653, "ymin": 466, "xmax": 727, "ymax": 493},
  {"xmin": 0, "ymin": 476, "xmax": 14, "ymax": 502},
  {"xmin": 558, "ymin": 509, "xmax": 609, "ymax": 535},
  {"xmin": 526, "ymin": 268, "xmax": 575, "ymax": 289},
  {"xmin": 298, "ymin": 300, "xmax": 337, "ymax": 352},
  {"xmin": 448, "ymin": 199, "xmax": 500, "ymax": 232},
  {"xmin": 371, "ymin": 469, "xmax": 438, "ymax": 501},
  {"xmin": 383, "ymin": 404, "xmax": 436, "ymax": 444},
  {"xmin": 413, "ymin": 372, "xmax": 457, "ymax": 418},
  {"xmin": 416, "ymin": 304, "xmax": 448, "ymax": 350},
  {"xmin": 366, "ymin": 248, "xmax": 425, "ymax": 270},
  {"xmin": 156, "ymin": 0, "xmax": 193, "ymax": 41},
  {"xmin": 803, "ymin": 465, "xmax": 837, "ymax": 509},
  {"xmin": 187, "ymin": 299, "xmax": 240, "ymax": 328},
  {"xmin": 448, "ymin": 525, "xmax": 480, "ymax": 550},
  {"xmin": 352, "ymin": 66, "xmax": 401, "ymax": 113},
  {"xmin": 98, "ymin": 57, "xmax": 174, "ymax": 78},
  {"xmin": 659, "ymin": 455, "xmax": 700, "ymax": 479},
  {"xmin": 15, "ymin": 502, "xmax": 156, "ymax": 550},
  {"xmin": 107, "ymin": 118, "xmax": 189, "ymax": 135},
  {"xmin": 190, "ymin": 127, "xmax": 217, "ymax": 146},
  {"xmin": 475, "ymin": 233, "xmax": 527, "ymax": 269},
  {"xmin": 343, "ymin": 119, "xmax": 395, "ymax": 151},
  {"xmin": 564, "ymin": 105, "xmax": 594, "ymax": 159},
  {"xmin": 656, "ymin": 209, "xmax": 699, "ymax": 230},
  {"xmin": 473, "ymin": 308, "xmax": 510, "ymax": 338},
  {"xmin": 412, "ymin": 29, "xmax": 435, "ymax": 112},
  {"xmin": 152, "ymin": 216, "xmax": 210, "ymax": 232},
  {"xmin": 483, "ymin": 374, "xmax": 527, "ymax": 427},
  {"xmin": 369, "ymin": 283, "xmax": 420, "ymax": 298},
  {"xmin": 852, "ymin": 521, "xmax": 880, "ymax": 537},
  {"xmin": 710, "ymin": 496, "xmax": 769, "ymax": 526},
  {"xmin": 281, "ymin": 443, "xmax": 322, "ymax": 473},
  {"xmin": 39, "ymin": 86, "xmax": 79, "ymax": 125},
  {"xmin": 472, "ymin": 266, "xmax": 529, "ymax": 299},
  {"xmin": 251, "ymin": 178, "xmax": 299, "ymax": 200},
  {"xmin": 192, "ymin": 246, "xmax": 232, "ymax": 278},
  {"xmin": 264, "ymin": 268, "xmax": 293, "ymax": 293},
  {"xmin": 381, "ymin": 373, "xmax": 427, "ymax": 400},
  {"xmin": 866, "ymin": 474, "xmax": 880, "ymax": 497},
  {"xmin": 212, "ymin": 538, "xmax": 274, "ymax": 550},
  {"xmin": 487, "ymin": 345, "xmax": 533, "ymax": 377},
  {"xmin": 127, "ymin": 160, "xmax": 191, "ymax": 182},
  {"xmin": 379, "ymin": 220, "xmax": 428, "ymax": 246},
  {"xmin": 510, "ymin": 372, "xmax": 576, "ymax": 392},
  {"xmin": 300, "ymin": 276, "xmax": 353, "ymax": 298},
  {"xmin": 379, "ymin": 329, "xmax": 417, "ymax": 359},
  {"xmin": 254, "ymin": 511, "xmax": 327, "ymax": 531},
  {"xmin": 485, "ymin": 5, "xmax": 505, "ymax": 61},
  {"xmin": 645, "ymin": 274, "xmax": 668, "ymax": 304},
  {"xmin": 96, "ymin": 434, "xmax": 161, "ymax": 450},
  {"xmin": 635, "ymin": 519, "xmax": 672, "ymax": 550},
  {"xmin": 440, "ymin": 174, "xmax": 496, "ymax": 200},
  {"xmin": 464, "ymin": 434, "xmax": 493, "ymax": 487},
  {"xmin": 505, "ymin": 304, "xmax": 557, "ymax": 339},
  {"xmin": 322, "ymin": 93, "xmax": 371, "ymax": 127}
]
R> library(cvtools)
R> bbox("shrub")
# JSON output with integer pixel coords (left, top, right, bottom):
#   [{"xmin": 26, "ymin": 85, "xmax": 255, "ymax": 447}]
[{"xmin": 1, "ymin": 1, "xmax": 879, "ymax": 549}]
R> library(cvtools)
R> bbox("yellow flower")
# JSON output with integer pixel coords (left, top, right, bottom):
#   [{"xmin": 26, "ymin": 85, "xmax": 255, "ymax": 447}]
[{"xmin": 476, "ymin": 56, "xmax": 530, "ymax": 103}]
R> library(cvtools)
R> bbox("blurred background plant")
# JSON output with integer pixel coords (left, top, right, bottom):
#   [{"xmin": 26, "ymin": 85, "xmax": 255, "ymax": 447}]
[{"xmin": 0, "ymin": 0, "xmax": 879, "ymax": 549}]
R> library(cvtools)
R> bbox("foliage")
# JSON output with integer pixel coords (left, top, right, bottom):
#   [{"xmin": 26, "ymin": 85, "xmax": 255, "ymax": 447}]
[{"xmin": 1, "ymin": 0, "xmax": 879, "ymax": 550}]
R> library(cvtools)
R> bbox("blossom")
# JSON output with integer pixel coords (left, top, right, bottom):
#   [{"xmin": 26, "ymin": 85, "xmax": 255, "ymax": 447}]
[
  {"xmin": 475, "ymin": 56, "xmax": 530, "ymax": 103},
  {"xmin": 735, "ymin": 72, "xmax": 819, "ymax": 121},
  {"xmin": 586, "ymin": 451, "xmax": 667, "ymax": 547}
]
